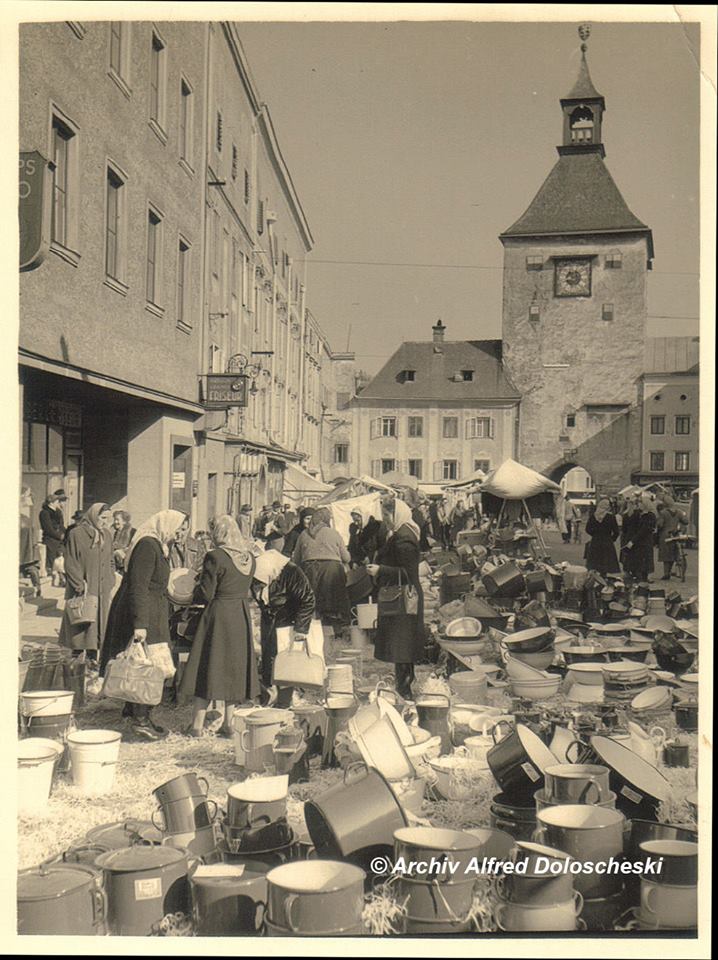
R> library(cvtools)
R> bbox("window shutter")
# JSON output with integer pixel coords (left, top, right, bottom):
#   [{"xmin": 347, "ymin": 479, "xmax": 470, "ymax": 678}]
[
  {"xmin": 369, "ymin": 418, "xmax": 377, "ymax": 440},
  {"xmin": 490, "ymin": 418, "xmax": 495, "ymax": 439},
  {"xmin": 433, "ymin": 461, "xmax": 442, "ymax": 482},
  {"xmin": 371, "ymin": 459, "xmax": 380, "ymax": 477}
]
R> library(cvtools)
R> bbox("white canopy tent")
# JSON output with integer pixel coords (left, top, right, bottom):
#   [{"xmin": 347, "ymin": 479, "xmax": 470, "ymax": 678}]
[
  {"xmin": 480, "ymin": 458, "xmax": 561, "ymax": 557},
  {"xmin": 283, "ymin": 463, "xmax": 333, "ymax": 506}
]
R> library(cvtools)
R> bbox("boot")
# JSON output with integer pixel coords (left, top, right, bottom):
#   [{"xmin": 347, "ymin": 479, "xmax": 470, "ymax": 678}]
[{"xmin": 661, "ymin": 563, "xmax": 672, "ymax": 580}]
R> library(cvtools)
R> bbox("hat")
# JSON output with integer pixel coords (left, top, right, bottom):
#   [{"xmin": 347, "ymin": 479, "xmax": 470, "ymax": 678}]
[
  {"xmin": 52, "ymin": 489, "xmax": 68, "ymax": 501},
  {"xmin": 272, "ymin": 500, "xmax": 282, "ymax": 508},
  {"xmin": 240, "ymin": 504, "xmax": 252, "ymax": 514},
  {"xmin": 71, "ymin": 510, "xmax": 84, "ymax": 522}
]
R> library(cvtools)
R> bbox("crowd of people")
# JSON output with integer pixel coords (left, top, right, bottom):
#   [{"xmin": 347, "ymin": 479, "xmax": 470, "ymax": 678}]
[{"xmin": 19, "ymin": 483, "xmax": 691, "ymax": 741}]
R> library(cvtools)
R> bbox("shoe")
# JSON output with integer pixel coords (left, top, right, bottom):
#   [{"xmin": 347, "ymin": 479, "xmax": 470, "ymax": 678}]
[
  {"xmin": 148, "ymin": 717, "xmax": 167, "ymax": 735},
  {"xmin": 130, "ymin": 719, "xmax": 168, "ymax": 741},
  {"xmin": 121, "ymin": 702, "xmax": 133, "ymax": 719}
]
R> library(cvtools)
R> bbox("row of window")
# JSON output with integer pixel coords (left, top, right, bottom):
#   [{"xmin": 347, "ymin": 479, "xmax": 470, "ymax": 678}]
[
  {"xmin": 526, "ymin": 253, "xmax": 622, "ymax": 271},
  {"xmin": 650, "ymin": 452, "xmax": 692, "ymax": 472},
  {"xmin": 529, "ymin": 303, "xmax": 615, "ymax": 322},
  {"xmin": 367, "ymin": 459, "xmax": 491, "ymax": 481},
  {"xmin": 369, "ymin": 416, "xmax": 496, "ymax": 440},
  {"xmin": 399, "ymin": 369, "xmax": 474, "ymax": 383},
  {"xmin": 650, "ymin": 415, "xmax": 692, "ymax": 436}
]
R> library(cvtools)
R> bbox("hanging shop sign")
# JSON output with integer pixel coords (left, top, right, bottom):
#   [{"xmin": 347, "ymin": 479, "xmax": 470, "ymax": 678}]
[
  {"xmin": 202, "ymin": 374, "xmax": 248, "ymax": 409},
  {"xmin": 20, "ymin": 152, "xmax": 52, "ymax": 272}
]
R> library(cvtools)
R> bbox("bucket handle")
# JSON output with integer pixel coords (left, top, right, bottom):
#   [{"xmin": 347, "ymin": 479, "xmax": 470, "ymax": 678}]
[
  {"xmin": 491, "ymin": 719, "xmax": 513, "ymax": 744},
  {"xmin": 343, "ymin": 760, "xmax": 369, "ymax": 785},
  {"xmin": 151, "ymin": 808, "xmax": 166, "ymax": 832},
  {"xmin": 565, "ymin": 739, "xmax": 591, "ymax": 765},
  {"xmin": 91, "ymin": 882, "xmax": 107, "ymax": 926},
  {"xmin": 284, "ymin": 893, "xmax": 301, "ymax": 932}
]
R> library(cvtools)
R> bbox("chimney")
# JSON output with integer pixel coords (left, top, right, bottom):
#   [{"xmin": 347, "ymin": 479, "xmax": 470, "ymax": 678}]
[{"xmin": 432, "ymin": 319, "xmax": 446, "ymax": 344}]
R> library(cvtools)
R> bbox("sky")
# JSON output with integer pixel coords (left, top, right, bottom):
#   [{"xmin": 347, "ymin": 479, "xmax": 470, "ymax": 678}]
[{"xmin": 238, "ymin": 19, "xmax": 701, "ymax": 374}]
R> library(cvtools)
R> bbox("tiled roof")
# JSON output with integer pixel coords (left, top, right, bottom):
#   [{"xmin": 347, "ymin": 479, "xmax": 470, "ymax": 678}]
[
  {"xmin": 501, "ymin": 151, "xmax": 651, "ymax": 243},
  {"xmin": 354, "ymin": 339, "xmax": 520, "ymax": 402},
  {"xmin": 564, "ymin": 52, "xmax": 603, "ymax": 101}
]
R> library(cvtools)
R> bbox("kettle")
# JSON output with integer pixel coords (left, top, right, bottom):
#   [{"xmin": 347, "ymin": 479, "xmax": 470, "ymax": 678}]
[{"xmin": 627, "ymin": 720, "xmax": 666, "ymax": 766}]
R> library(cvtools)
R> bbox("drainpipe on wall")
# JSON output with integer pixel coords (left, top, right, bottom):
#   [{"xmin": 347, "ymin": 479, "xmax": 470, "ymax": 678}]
[
  {"xmin": 296, "ymin": 282, "xmax": 307, "ymax": 455},
  {"xmin": 283, "ymin": 260, "xmax": 293, "ymax": 449}
]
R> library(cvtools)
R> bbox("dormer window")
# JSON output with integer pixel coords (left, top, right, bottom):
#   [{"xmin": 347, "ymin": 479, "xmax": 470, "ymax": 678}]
[
  {"xmin": 461, "ymin": 370, "xmax": 474, "ymax": 381},
  {"xmin": 569, "ymin": 105, "xmax": 594, "ymax": 143},
  {"xmin": 400, "ymin": 369, "xmax": 416, "ymax": 383}
]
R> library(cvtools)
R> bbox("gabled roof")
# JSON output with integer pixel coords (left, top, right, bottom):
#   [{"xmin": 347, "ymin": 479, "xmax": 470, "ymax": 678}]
[
  {"xmin": 354, "ymin": 339, "xmax": 520, "ymax": 403},
  {"xmin": 500, "ymin": 151, "xmax": 653, "ymax": 258},
  {"xmin": 563, "ymin": 51, "xmax": 603, "ymax": 101}
]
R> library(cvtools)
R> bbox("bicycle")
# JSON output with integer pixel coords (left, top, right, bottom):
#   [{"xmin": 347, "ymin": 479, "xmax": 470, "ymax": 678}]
[{"xmin": 665, "ymin": 534, "xmax": 694, "ymax": 583}]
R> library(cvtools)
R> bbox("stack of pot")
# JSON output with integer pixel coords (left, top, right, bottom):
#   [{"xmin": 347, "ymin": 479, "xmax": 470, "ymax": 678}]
[
  {"xmin": 392, "ymin": 827, "xmax": 481, "ymax": 934},
  {"xmin": 20, "ymin": 689, "xmax": 76, "ymax": 773},
  {"xmin": 151, "ymin": 773, "xmax": 219, "ymax": 859},
  {"xmin": 220, "ymin": 775, "xmax": 294, "ymax": 869},
  {"xmin": 493, "ymin": 842, "xmax": 584, "ymax": 932}
]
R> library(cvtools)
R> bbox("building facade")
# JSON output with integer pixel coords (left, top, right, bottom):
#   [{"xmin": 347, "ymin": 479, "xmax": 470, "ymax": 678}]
[
  {"xmin": 19, "ymin": 20, "xmax": 349, "ymax": 534},
  {"xmin": 350, "ymin": 322, "xmax": 519, "ymax": 485},
  {"xmin": 634, "ymin": 337, "xmax": 699, "ymax": 495},
  {"xmin": 19, "ymin": 20, "xmax": 207, "ymax": 525},
  {"xmin": 500, "ymin": 39, "xmax": 653, "ymax": 493}
]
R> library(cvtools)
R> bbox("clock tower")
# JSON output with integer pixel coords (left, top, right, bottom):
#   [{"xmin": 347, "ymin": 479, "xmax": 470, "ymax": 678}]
[{"xmin": 500, "ymin": 26, "xmax": 654, "ymax": 491}]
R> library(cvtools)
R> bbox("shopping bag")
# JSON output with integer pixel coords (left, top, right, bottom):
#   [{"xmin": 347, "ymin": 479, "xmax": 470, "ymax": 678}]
[
  {"xmin": 273, "ymin": 624, "xmax": 326, "ymax": 690},
  {"xmin": 145, "ymin": 641, "xmax": 176, "ymax": 680},
  {"xmin": 65, "ymin": 585, "xmax": 98, "ymax": 626},
  {"xmin": 102, "ymin": 639, "xmax": 165, "ymax": 705}
]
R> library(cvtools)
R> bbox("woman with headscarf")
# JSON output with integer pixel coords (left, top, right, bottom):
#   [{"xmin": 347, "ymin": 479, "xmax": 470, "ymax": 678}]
[
  {"xmin": 656, "ymin": 496, "xmax": 688, "ymax": 580},
  {"xmin": 282, "ymin": 506, "xmax": 315, "ymax": 559},
  {"xmin": 251, "ymin": 548, "xmax": 315, "ymax": 708},
  {"xmin": 101, "ymin": 510, "xmax": 189, "ymax": 740},
  {"xmin": 59, "ymin": 503, "xmax": 114, "ymax": 659},
  {"xmin": 292, "ymin": 506, "xmax": 351, "ymax": 627},
  {"xmin": 366, "ymin": 499, "xmax": 425, "ymax": 701},
  {"xmin": 584, "ymin": 498, "xmax": 621, "ymax": 575},
  {"xmin": 624, "ymin": 496, "xmax": 657, "ymax": 583},
  {"xmin": 111, "ymin": 510, "xmax": 136, "ymax": 573},
  {"xmin": 19, "ymin": 487, "xmax": 42, "ymax": 597},
  {"xmin": 179, "ymin": 515, "xmax": 258, "ymax": 737}
]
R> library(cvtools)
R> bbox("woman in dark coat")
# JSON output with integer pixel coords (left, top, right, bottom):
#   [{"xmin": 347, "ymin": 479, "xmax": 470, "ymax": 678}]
[
  {"xmin": 367, "ymin": 499, "xmax": 425, "ymax": 701},
  {"xmin": 59, "ymin": 503, "xmax": 114, "ymax": 658},
  {"xmin": 584, "ymin": 499, "xmax": 621, "ymax": 575},
  {"xmin": 292, "ymin": 507, "xmax": 351, "ymax": 627},
  {"xmin": 39, "ymin": 491, "xmax": 66, "ymax": 575},
  {"xmin": 100, "ymin": 509, "xmax": 189, "ymax": 740},
  {"xmin": 282, "ymin": 506, "xmax": 314, "ymax": 558},
  {"xmin": 251, "ymin": 549, "xmax": 316, "ymax": 708},
  {"xmin": 19, "ymin": 487, "xmax": 42, "ymax": 596},
  {"xmin": 111, "ymin": 510, "xmax": 136, "ymax": 573},
  {"xmin": 179, "ymin": 515, "xmax": 259, "ymax": 738},
  {"xmin": 624, "ymin": 497, "xmax": 657, "ymax": 582}
]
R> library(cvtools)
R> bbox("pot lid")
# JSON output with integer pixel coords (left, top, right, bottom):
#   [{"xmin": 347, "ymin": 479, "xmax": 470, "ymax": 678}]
[
  {"xmin": 589, "ymin": 736, "xmax": 671, "ymax": 802},
  {"xmin": 631, "ymin": 687, "xmax": 671, "ymax": 711},
  {"xmin": 95, "ymin": 844, "xmax": 186, "ymax": 872},
  {"xmin": 85, "ymin": 820, "xmax": 154, "ymax": 848},
  {"xmin": 516, "ymin": 724, "xmax": 558, "ymax": 772},
  {"xmin": 587, "ymin": 623, "xmax": 630, "ymax": 634},
  {"xmin": 18, "ymin": 862, "xmax": 98, "ymax": 900}
]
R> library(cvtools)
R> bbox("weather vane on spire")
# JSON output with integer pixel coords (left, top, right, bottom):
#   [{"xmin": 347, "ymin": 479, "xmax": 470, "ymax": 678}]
[{"xmin": 578, "ymin": 23, "xmax": 591, "ymax": 52}]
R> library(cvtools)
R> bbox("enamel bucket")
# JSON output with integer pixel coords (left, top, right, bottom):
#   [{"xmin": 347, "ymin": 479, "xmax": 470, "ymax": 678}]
[
  {"xmin": 18, "ymin": 739, "xmax": 57, "ymax": 815},
  {"xmin": 355, "ymin": 602, "xmax": 378, "ymax": 629},
  {"xmin": 240, "ymin": 709, "xmax": 294, "ymax": 773},
  {"xmin": 265, "ymin": 860, "xmax": 365, "ymax": 933},
  {"xmin": 67, "ymin": 729, "xmax": 122, "ymax": 796}
]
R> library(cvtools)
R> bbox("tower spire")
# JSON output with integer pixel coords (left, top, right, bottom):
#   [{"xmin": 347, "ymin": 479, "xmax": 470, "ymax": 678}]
[{"xmin": 559, "ymin": 25, "xmax": 606, "ymax": 157}]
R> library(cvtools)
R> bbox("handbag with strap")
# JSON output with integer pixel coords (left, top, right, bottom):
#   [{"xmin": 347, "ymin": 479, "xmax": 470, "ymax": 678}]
[
  {"xmin": 65, "ymin": 584, "xmax": 99, "ymax": 627},
  {"xmin": 377, "ymin": 568, "xmax": 419, "ymax": 617},
  {"xmin": 273, "ymin": 631, "xmax": 325, "ymax": 690},
  {"xmin": 102, "ymin": 638, "xmax": 165, "ymax": 705}
]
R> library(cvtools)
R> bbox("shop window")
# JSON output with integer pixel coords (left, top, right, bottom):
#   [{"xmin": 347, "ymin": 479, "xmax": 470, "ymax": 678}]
[{"xmin": 649, "ymin": 451, "xmax": 665, "ymax": 472}]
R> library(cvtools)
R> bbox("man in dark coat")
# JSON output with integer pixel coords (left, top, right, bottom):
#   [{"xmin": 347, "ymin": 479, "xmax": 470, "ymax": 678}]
[{"xmin": 39, "ymin": 489, "xmax": 67, "ymax": 573}]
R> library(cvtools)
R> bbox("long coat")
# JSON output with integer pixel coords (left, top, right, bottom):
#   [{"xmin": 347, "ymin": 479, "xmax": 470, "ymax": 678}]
[
  {"xmin": 372, "ymin": 526, "xmax": 425, "ymax": 665},
  {"xmin": 657, "ymin": 506, "xmax": 687, "ymax": 563},
  {"xmin": 251, "ymin": 562, "xmax": 315, "ymax": 687},
  {"xmin": 59, "ymin": 523, "xmax": 114, "ymax": 651},
  {"xmin": 625, "ymin": 511, "xmax": 656, "ymax": 580},
  {"xmin": 179, "ymin": 549, "xmax": 258, "ymax": 703},
  {"xmin": 100, "ymin": 537, "xmax": 172, "ymax": 673},
  {"xmin": 39, "ymin": 503, "xmax": 65, "ymax": 565},
  {"xmin": 584, "ymin": 513, "xmax": 621, "ymax": 575}
]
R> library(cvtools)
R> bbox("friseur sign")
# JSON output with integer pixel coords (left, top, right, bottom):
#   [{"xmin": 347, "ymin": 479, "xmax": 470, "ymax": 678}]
[
  {"xmin": 20, "ymin": 151, "xmax": 52, "ymax": 271},
  {"xmin": 202, "ymin": 374, "xmax": 249, "ymax": 409}
]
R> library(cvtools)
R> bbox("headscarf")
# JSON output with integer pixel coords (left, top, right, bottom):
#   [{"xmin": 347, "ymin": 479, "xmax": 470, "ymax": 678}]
[
  {"xmin": 125, "ymin": 509, "xmax": 187, "ymax": 565},
  {"xmin": 308, "ymin": 507, "xmax": 332, "ymax": 539},
  {"xmin": 387, "ymin": 498, "xmax": 421, "ymax": 540},
  {"xmin": 253, "ymin": 548, "xmax": 291, "ymax": 604},
  {"xmin": 594, "ymin": 498, "xmax": 611, "ymax": 523},
  {"xmin": 640, "ymin": 495, "xmax": 657, "ymax": 515},
  {"xmin": 211, "ymin": 514, "xmax": 254, "ymax": 574},
  {"xmin": 81, "ymin": 503, "xmax": 111, "ymax": 546}
]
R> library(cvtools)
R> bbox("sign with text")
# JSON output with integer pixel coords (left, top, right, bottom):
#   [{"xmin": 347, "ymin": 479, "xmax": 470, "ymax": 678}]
[
  {"xmin": 20, "ymin": 151, "xmax": 51, "ymax": 271},
  {"xmin": 203, "ymin": 374, "xmax": 248, "ymax": 409}
]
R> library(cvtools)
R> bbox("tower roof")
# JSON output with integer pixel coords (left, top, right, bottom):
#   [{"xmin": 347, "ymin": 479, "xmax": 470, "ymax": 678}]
[
  {"xmin": 500, "ymin": 151, "xmax": 654, "ymax": 259},
  {"xmin": 564, "ymin": 50, "xmax": 603, "ymax": 102}
]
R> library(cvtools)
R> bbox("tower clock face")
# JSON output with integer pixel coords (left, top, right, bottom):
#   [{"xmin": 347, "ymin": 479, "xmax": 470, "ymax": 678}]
[{"xmin": 555, "ymin": 258, "xmax": 592, "ymax": 297}]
